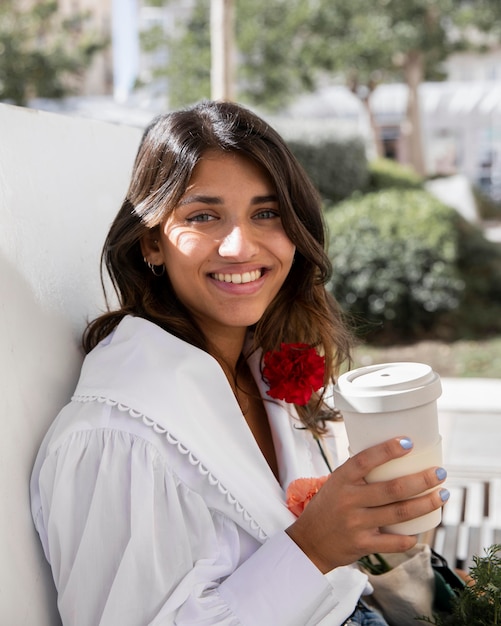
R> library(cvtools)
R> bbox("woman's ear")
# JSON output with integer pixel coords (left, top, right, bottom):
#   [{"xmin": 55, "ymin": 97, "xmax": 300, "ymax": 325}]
[{"xmin": 140, "ymin": 229, "xmax": 163, "ymax": 265}]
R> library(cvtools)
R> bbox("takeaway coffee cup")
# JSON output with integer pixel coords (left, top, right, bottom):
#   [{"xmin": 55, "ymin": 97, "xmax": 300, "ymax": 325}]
[{"xmin": 332, "ymin": 362, "xmax": 443, "ymax": 535}]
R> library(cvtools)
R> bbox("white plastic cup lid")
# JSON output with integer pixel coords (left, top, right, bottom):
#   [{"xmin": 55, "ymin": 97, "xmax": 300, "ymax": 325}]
[{"xmin": 333, "ymin": 362, "xmax": 442, "ymax": 413}]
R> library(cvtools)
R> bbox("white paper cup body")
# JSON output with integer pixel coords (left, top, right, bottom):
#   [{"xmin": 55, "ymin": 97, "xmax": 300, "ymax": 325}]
[{"xmin": 333, "ymin": 362, "xmax": 443, "ymax": 535}]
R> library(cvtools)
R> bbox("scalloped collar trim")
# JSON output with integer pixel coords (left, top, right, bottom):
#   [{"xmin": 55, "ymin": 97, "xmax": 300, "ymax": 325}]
[{"xmin": 72, "ymin": 316, "xmax": 297, "ymax": 539}]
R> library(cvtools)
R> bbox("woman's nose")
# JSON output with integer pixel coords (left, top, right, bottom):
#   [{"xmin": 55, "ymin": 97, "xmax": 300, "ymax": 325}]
[{"xmin": 218, "ymin": 224, "xmax": 258, "ymax": 258}]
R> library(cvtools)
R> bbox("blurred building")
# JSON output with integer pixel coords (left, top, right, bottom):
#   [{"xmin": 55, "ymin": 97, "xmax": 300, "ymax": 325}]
[
  {"xmin": 371, "ymin": 48, "xmax": 501, "ymax": 200},
  {"xmin": 444, "ymin": 48, "xmax": 501, "ymax": 82}
]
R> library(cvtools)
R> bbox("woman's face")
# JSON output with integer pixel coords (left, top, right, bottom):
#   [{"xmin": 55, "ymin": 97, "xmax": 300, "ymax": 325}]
[{"xmin": 142, "ymin": 150, "xmax": 296, "ymax": 348}]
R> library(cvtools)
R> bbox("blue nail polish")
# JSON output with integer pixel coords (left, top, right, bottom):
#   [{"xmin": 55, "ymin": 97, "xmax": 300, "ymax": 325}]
[
  {"xmin": 436, "ymin": 467, "xmax": 447, "ymax": 481},
  {"xmin": 440, "ymin": 489, "xmax": 450, "ymax": 502},
  {"xmin": 399, "ymin": 438, "xmax": 413, "ymax": 450}
]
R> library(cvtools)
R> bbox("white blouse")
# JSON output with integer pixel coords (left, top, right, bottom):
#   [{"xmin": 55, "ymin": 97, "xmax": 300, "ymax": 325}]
[{"xmin": 31, "ymin": 316, "xmax": 369, "ymax": 625}]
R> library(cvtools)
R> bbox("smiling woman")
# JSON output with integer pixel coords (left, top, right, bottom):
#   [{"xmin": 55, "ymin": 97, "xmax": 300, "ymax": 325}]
[
  {"xmin": 140, "ymin": 150, "xmax": 296, "ymax": 362},
  {"xmin": 30, "ymin": 101, "xmax": 448, "ymax": 626}
]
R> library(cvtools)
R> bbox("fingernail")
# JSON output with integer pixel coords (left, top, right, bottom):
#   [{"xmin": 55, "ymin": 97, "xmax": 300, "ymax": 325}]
[
  {"xmin": 399, "ymin": 437, "xmax": 413, "ymax": 450},
  {"xmin": 436, "ymin": 467, "xmax": 447, "ymax": 481},
  {"xmin": 440, "ymin": 489, "xmax": 450, "ymax": 502}
]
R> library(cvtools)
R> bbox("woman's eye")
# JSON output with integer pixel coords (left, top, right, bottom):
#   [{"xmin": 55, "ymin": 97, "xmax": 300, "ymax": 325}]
[
  {"xmin": 186, "ymin": 213, "xmax": 217, "ymax": 223},
  {"xmin": 254, "ymin": 209, "xmax": 279, "ymax": 219}
]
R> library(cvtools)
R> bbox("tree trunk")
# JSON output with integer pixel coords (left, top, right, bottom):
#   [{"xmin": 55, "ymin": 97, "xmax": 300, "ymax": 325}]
[
  {"xmin": 347, "ymin": 76, "xmax": 384, "ymax": 160},
  {"xmin": 402, "ymin": 50, "xmax": 426, "ymax": 176},
  {"xmin": 362, "ymin": 93, "xmax": 385, "ymax": 159}
]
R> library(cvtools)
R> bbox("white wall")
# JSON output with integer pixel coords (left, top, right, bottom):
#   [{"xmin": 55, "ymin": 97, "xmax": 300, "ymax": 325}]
[
  {"xmin": 0, "ymin": 103, "xmax": 142, "ymax": 624},
  {"xmin": 444, "ymin": 49, "xmax": 501, "ymax": 82}
]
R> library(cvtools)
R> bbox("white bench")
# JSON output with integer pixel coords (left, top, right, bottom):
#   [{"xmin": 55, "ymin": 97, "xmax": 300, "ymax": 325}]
[
  {"xmin": 0, "ymin": 103, "xmax": 142, "ymax": 624},
  {"xmin": 435, "ymin": 378, "xmax": 501, "ymax": 570}
]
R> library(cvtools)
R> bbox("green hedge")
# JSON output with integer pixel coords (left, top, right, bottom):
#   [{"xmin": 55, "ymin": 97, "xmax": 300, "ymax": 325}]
[
  {"xmin": 367, "ymin": 158, "xmax": 423, "ymax": 191},
  {"xmin": 454, "ymin": 217, "xmax": 501, "ymax": 337},
  {"xmin": 472, "ymin": 185, "xmax": 501, "ymax": 220},
  {"xmin": 288, "ymin": 138, "xmax": 369, "ymax": 203},
  {"xmin": 325, "ymin": 188, "xmax": 501, "ymax": 342},
  {"xmin": 287, "ymin": 144, "xmax": 421, "ymax": 203}
]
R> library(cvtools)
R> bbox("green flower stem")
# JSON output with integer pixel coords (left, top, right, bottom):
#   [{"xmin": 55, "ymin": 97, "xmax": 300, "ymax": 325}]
[
  {"xmin": 315, "ymin": 436, "xmax": 333, "ymax": 473},
  {"xmin": 358, "ymin": 553, "xmax": 392, "ymax": 575}
]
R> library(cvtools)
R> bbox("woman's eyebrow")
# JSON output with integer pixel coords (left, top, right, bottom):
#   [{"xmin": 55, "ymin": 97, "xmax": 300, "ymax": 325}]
[
  {"xmin": 178, "ymin": 194, "xmax": 278, "ymax": 206},
  {"xmin": 251, "ymin": 194, "xmax": 278, "ymax": 205},
  {"xmin": 178, "ymin": 194, "xmax": 223, "ymax": 206}
]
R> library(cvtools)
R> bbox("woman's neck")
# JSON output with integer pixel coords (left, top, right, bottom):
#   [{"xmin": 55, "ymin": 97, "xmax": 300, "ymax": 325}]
[{"xmin": 207, "ymin": 328, "xmax": 248, "ymax": 375}]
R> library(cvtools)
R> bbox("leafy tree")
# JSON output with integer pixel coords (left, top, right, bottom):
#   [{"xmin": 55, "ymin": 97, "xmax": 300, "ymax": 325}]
[
  {"xmin": 0, "ymin": 0, "xmax": 108, "ymax": 106},
  {"xmin": 140, "ymin": 0, "xmax": 210, "ymax": 108},
  {"xmin": 141, "ymin": 0, "xmax": 327, "ymax": 110},
  {"xmin": 141, "ymin": 0, "xmax": 501, "ymax": 173},
  {"xmin": 304, "ymin": 0, "xmax": 501, "ymax": 173}
]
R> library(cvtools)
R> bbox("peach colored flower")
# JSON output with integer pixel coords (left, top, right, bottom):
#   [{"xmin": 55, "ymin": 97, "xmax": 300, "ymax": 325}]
[{"xmin": 286, "ymin": 475, "xmax": 329, "ymax": 517}]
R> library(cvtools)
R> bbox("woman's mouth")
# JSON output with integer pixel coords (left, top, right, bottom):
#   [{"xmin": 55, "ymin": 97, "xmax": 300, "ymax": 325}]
[{"xmin": 210, "ymin": 269, "xmax": 263, "ymax": 284}]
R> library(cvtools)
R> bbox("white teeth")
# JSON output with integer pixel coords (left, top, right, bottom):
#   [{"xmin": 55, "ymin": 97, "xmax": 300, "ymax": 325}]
[{"xmin": 213, "ymin": 270, "xmax": 262, "ymax": 284}]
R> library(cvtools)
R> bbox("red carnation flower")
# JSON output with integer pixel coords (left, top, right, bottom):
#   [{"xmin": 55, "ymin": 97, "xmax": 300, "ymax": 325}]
[
  {"xmin": 263, "ymin": 343, "xmax": 325, "ymax": 405},
  {"xmin": 286, "ymin": 476, "xmax": 329, "ymax": 516}
]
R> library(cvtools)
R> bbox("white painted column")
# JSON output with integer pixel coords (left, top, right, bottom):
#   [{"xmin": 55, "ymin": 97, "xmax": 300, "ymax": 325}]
[{"xmin": 210, "ymin": 0, "xmax": 235, "ymax": 101}]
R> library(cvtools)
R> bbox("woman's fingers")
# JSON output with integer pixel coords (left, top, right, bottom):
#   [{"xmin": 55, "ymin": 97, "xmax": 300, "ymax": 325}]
[
  {"xmin": 286, "ymin": 437, "xmax": 450, "ymax": 573},
  {"xmin": 361, "ymin": 465, "xmax": 448, "ymax": 508},
  {"xmin": 339, "ymin": 437, "xmax": 449, "ymax": 522},
  {"xmin": 364, "ymin": 482, "xmax": 450, "ymax": 531},
  {"xmin": 342, "ymin": 436, "xmax": 415, "ymax": 484}
]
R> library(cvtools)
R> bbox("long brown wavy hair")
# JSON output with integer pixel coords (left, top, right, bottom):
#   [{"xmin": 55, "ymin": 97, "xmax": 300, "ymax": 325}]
[{"xmin": 83, "ymin": 100, "xmax": 353, "ymax": 434}]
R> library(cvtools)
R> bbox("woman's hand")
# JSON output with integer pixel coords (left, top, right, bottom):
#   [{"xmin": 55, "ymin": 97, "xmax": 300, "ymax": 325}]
[{"xmin": 285, "ymin": 437, "xmax": 449, "ymax": 574}]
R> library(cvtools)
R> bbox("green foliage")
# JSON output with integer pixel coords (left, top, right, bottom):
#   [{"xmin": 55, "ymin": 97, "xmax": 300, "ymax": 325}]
[
  {"xmin": 288, "ymin": 139, "xmax": 369, "ymax": 203},
  {"xmin": 325, "ymin": 189, "xmax": 465, "ymax": 342},
  {"xmin": 419, "ymin": 544, "xmax": 501, "ymax": 626},
  {"xmin": 0, "ymin": 0, "xmax": 107, "ymax": 106},
  {"xmin": 307, "ymin": 0, "xmax": 501, "ymax": 83},
  {"xmin": 235, "ymin": 0, "xmax": 324, "ymax": 109},
  {"xmin": 367, "ymin": 158, "xmax": 423, "ymax": 192},
  {"xmin": 141, "ymin": 0, "xmax": 211, "ymax": 107},
  {"xmin": 138, "ymin": 0, "xmax": 501, "ymax": 112},
  {"xmin": 454, "ymin": 217, "xmax": 501, "ymax": 337},
  {"xmin": 326, "ymin": 188, "xmax": 501, "ymax": 342}
]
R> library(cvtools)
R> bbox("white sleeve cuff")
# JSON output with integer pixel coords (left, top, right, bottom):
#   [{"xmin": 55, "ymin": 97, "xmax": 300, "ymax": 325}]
[{"xmin": 218, "ymin": 531, "xmax": 368, "ymax": 625}]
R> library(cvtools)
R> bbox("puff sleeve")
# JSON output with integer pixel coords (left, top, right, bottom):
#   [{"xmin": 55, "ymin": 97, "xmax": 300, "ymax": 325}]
[{"xmin": 31, "ymin": 402, "xmax": 367, "ymax": 625}]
